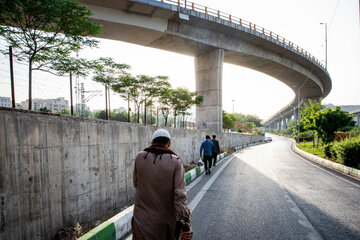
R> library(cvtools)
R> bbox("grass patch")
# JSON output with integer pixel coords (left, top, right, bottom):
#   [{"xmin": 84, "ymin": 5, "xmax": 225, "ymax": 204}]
[{"xmin": 296, "ymin": 141, "xmax": 327, "ymax": 159}]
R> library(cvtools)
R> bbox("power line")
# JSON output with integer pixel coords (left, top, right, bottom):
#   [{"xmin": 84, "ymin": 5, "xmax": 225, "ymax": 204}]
[{"xmin": 328, "ymin": 0, "xmax": 341, "ymax": 30}]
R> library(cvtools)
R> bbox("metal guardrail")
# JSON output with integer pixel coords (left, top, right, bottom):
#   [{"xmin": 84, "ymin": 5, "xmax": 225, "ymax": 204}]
[{"xmin": 158, "ymin": 0, "xmax": 325, "ymax": 70}]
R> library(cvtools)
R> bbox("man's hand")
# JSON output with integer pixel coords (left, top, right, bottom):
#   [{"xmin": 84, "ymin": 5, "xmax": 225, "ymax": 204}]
[
  {"xmin": 180, "ymin": 229, "xmax": 193, "ymax": 240},
  {"xmin": 200, "ymin": 154, "xmax": 202, "ymax": 158}
]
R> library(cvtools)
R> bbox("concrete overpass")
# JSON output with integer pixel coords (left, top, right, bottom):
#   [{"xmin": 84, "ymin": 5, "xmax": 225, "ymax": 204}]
[{"xmin": 79, "ymin": 0, "xmax": 332, "ymax": 132}]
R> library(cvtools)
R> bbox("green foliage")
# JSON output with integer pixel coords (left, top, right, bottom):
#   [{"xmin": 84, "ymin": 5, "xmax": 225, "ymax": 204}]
[
  {"xmin": 155, "ymin": 87, "xmax": 202, "ymax": 128},
  {"xmin": 223, "ymin": 110, "xmax": 236, "ymax": 129},
  {"xmin": 38, "ymin": 107, "xmax": 51, "ymax": 112},
  {"xmin": 298, "ymin": 131, "xmax": 314, "ymax": 138},
  {"xmin": 300, "ymin": 99, "xmax": 324, "ymax": 133},
  {"xmin": 112, "ymin": 74, "xmax": 171, "ymax": 123},
  {"xmin": 265, "ymin": 128, "xmax": 280, "ymax": 134},
  {"xmin": 0, "ymin": 0, "xmax": 101, "ymax": 62},
  {"xmin": 94, "ymin": 110, "xmax": 128, "ymax": 122},
  {"xmin": 315, "ymin": 107, "xmax": 355, "ymax": 144},
  {"xmin": 232, "ymin": 113, "xmax": 263, "ymax": 127},
  {"xmin": 297, "ymin": 141, "xmax": 326, "ymax": 158},
  {"xmin": 92, "ymin": 58, "xmax": 130, "ymax": 87},
  {"xmin": 350, "ymin": 126, "xmax": 360, "ymax": 136},
  {"xmin": 50, "ymin": 57, "xmax": 95, "ymax": 78},
  {"xmin": 111, "ymin": 111, "xmax": 128, "ymax": 122},
  {"xmin": 0, "ymin": 0, "xmax": 102, "ymax": 109},
  {"xmin": 55, "ymin": 109, "xmax": 70, "ymax": 115},
  {"xmin": 330, "ymin": 136, "xmax": 360, "ymax": 169},
  {"xmin": 300, "ymin": 99, "xmax": 355, "ymax": 144},
  {"xmin": 324, "ymin": 143, "xmax": 335, "ymax": 159},
  {"xmin": 166, "ymin": 88, "xmax": 203, "ymax": 128},
  {"xmin": 94, "ymin": 110, "xmax": 107, "ymax": 120}
]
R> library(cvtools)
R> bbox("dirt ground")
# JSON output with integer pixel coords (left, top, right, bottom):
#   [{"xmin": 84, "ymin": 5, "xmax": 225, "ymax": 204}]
[{"xmin": 54, "ymin": 222, "xmax": 95, "ymax": 240}]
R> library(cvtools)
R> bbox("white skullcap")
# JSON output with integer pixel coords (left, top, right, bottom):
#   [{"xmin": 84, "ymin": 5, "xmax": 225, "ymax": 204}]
[{"xmin": 152, "ymin": 129, "xmax": 171, "ymax": 140}]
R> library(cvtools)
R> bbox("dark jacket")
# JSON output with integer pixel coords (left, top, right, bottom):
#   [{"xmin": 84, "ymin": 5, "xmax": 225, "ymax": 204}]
[{"xmin": 211, "ymin": 139, "xmax": 220, "ymax": 154}]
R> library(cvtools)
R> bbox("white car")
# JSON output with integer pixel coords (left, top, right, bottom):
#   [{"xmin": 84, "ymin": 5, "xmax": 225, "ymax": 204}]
[{"xmin": 265, "ymin": 137, "xmax": 272, "ymax": 143}]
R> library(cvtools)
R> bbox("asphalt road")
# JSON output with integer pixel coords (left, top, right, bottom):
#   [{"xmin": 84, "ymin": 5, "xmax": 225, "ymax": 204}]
[{"xmin": 187, "ymin": 135, "xmax": 360, "ymax": 240}]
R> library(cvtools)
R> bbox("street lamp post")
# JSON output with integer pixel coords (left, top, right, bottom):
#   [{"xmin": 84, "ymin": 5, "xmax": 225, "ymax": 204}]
[
  {"xmin": 297, "ymin": 87, "xmax": 300, "ymax": 143},
  {"xmin": 320, "ymin": 22, "xmax": 327, "ymax": 69},
  {"xmin": 232, "ymin": 100, "xmax": 235, "ymax": 114}
]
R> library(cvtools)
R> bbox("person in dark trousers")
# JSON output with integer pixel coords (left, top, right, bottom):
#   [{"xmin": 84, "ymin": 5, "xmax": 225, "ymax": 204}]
[
  {"xmin": 200, "ymin": 135, "xmax": 214, "ymax": 174},
  {"xmin": 211, "ymin": 135, "xmax": 220, "ymax": 166}
]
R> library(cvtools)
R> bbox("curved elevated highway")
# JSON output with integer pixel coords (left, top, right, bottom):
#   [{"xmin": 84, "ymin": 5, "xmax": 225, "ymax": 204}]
[{"xmin": 79, "ymin": 0, "xmax": 332, "ymax": 131}]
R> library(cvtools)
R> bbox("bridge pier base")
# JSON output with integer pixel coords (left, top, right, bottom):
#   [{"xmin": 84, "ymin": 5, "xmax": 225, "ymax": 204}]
[{"xmin": 195, "ymin": 49, "xmax": 224, "ymax": 133}]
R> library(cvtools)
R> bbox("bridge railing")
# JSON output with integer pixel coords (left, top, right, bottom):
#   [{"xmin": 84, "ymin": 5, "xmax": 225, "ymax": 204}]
[{"xmin": 158, "ymin": 0, "xmax": 325, "ymax": 70}]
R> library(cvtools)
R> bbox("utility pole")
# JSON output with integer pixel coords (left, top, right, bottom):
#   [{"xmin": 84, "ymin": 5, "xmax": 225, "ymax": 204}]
[
  {"xmin": 320, "ymin": 22, "xmax": 327, "ymax": 69},
  {"xmin": 9, "ymin": 46, "xmax": 15, "ymax": 108},
  {"xmin": 232, "ymin": 100, "xmax": 235, "ymax": 114},
  {"xmin": 69, "ymin": 72, "xmax": 74, "ymax": 115},
  {"xmin": 80, "ymin": 83, "xmax": 85, "ymax": 116}
]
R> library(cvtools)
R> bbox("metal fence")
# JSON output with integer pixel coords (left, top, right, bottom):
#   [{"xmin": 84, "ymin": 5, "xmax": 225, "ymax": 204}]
[
  {"xmin": 0, "ymin": 40, "xmax": 196, "ymax": 128},
  {"xmin": 157, "ymin": 0, "xmax": 325, "ymax": 69}
]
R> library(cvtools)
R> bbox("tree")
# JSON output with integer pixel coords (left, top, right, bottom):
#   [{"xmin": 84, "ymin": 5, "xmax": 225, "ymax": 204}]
[
  {"xmin": 166, "ymin": 88, "xmax": 203, "ymax": 128},
  {"xmin": 315, "ymin": 107, "xmax": 355, "ymax": 144},
  {"xmin": 137, "ymin": 75, "xmax": 170, "ymax": 125},
  {"xmin": 223, "ymin": 111, "xmax": 236, "ymax": 130},
  {"xmin": 0, "ymin": 0, "xmax": 102, "ymax": 110},
  {"xmin": 300, "ymin": 99, "xmax": 355, "ymax": 144},
  {"xmin": 92, "ymin": 57, "xmax": 130, "ymax": 120},
  {"xmin": 55, "ymin": 109, "xmax": 70, "ymax": 115},
  {"xmin": 47, "ymin": 56, "xmax": 94, "ymax": 115},
  {"xmin": 38, "ymin": 107, "xmax": 50, "ymax": 112},
  {"xmin": 111, "ymin": 110, "xmax": 128, "ymax": 122},
  {"xmin": 94, "ymin": 110, "xmax": 106, "ymax": 120},
  {"xmin": 112, "ymin": 74, "xmax": 170, "ymax": 124},
  {"xmin": 157, "ymin": 88, "xmax": 173, "ymax": 127},
  {"xmin": 233, "ymin": 113, "xmax": 263, "ymax": 127}
]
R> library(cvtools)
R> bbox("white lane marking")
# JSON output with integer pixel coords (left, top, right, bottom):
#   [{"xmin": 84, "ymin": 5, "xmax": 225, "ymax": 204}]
[
  {"xmin": 186, "ymin": 174, "xmax": 205, "ymax": 192},
  {"xmin": 188, "ymin": 155, "xmax": 235, "ymax": 212},
  {"xmin": 266, "ymin": 160, "xmax": 324, "ymax": 240},
  {"xmin": 289, "ymin": 144, "xmax": 360, "ymax": 189}
]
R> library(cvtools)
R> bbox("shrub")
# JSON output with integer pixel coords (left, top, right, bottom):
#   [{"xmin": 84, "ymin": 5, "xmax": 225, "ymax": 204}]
[
  {"xmin": 334, "ymin": 133, "xmax": 350, "ymax": 142},
  {"xmin": 324, "ymin": 143, "xmax": 334, "ymax": 159},
  {"xmin": 331, "ymin": 136, "xmax": 360, "ymax": 169},
  {"xmin": 350, "ymin": 126, "xmax": 360, "ymax": 137}
]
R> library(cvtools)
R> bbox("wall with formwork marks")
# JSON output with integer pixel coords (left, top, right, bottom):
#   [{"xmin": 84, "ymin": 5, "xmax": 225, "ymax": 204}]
[{"xmin": 0, "ymin": 108, "xmax": 263, "ymax": 239}]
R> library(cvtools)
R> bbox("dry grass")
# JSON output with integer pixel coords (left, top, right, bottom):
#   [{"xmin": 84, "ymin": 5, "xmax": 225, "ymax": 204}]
[
  {"xmin": 184, "ymin": 162, "xmax": 197, "ymax": 172},
  {"xmin": 54, "ymin": 222, "xmax": 96, "ymax": 240}
]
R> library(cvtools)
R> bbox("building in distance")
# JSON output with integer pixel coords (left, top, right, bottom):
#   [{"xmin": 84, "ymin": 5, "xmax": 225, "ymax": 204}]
[
  {"xmin": 0, "ymin": 96, "xmax": 11, "ymax": 108},
  {"xmin": 20, "ymin": 97, "xmax": 69, "ymax": 112}
]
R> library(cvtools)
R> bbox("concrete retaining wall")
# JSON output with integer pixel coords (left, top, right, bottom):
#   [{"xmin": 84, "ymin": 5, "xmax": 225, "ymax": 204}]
[{"xmin": 0, "ymin": 108, "xmax": 263, "ymax": 239}]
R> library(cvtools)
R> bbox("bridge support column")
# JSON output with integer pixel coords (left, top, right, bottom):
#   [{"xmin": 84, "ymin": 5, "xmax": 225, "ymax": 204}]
[
  {"xmin": 195, "ymin": 49, "xmax": 224, "ymax": 133},
  {"xmin": 294, "ymin": 109, "xmax": 299, "ymax": 121}
]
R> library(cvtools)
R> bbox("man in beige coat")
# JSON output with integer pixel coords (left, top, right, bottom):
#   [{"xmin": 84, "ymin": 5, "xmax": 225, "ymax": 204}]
[{"xmin": 132, "ymin": 129, "xmax": 193, "ymax": 240}]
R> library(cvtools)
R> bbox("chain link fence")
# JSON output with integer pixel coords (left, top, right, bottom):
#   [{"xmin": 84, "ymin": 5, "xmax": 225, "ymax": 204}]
[
  {"xmin": 0, "ymin": 39, "xmax": 196, "ymax": 128},
  {"xmin": 0, "ymin": 39, "xmax": 105, "ymax": 112}
]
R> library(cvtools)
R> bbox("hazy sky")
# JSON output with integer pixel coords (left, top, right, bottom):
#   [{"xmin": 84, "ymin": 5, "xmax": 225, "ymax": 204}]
[{"xmin": 1, "ymin": 0, "xmax": 359, "ymax": 120}]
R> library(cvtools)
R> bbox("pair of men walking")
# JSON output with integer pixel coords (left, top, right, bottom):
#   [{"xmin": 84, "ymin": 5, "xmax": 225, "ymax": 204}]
[{"xmin": 200, "ymin": 135, "xmax": 220, "ymax": 174}]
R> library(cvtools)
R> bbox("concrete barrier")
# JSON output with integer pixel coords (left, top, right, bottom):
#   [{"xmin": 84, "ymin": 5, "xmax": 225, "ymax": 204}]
[
  {"xmin": 78, "ymin": 143, "xmax": 264, "ymax": 240},
  {"xmin": 0, "ymin": 108, "xmax": 264, "ymax": 239}
]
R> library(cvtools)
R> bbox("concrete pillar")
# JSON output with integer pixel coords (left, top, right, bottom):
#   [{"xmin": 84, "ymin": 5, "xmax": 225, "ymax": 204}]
[
  {"xmin": 195, "ymin": 49, "xmax": 224, "ymax": 133},
  {"xmin": 294, "ymin": 109, "xmax": 299, "ymax": 121}
]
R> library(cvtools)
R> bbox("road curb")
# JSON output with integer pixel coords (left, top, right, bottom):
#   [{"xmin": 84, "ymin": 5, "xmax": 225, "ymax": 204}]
[
  {"xmin": 291, "ymin": 140, "xmax": 360, "ymax": 180},
  {"xmin": 78, "ymin": 142, "xmax": 263, "ymax": 240}
]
